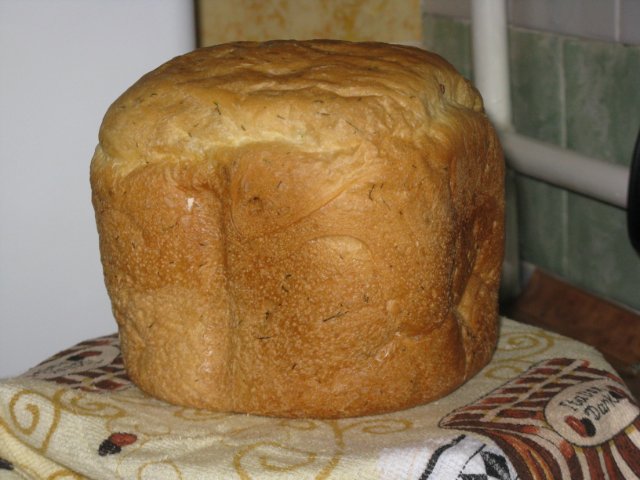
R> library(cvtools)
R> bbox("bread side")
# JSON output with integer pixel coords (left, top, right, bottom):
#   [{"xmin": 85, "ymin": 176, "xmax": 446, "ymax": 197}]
[{"xmin": 91, "ymin": 40, "xmax": 504, "ymax": 418}]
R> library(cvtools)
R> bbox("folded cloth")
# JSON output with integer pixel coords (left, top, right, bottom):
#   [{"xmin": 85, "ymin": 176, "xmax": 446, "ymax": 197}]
[{"xmin": 1, "ymin": 317, "xmax": 638, "ymax": 480}]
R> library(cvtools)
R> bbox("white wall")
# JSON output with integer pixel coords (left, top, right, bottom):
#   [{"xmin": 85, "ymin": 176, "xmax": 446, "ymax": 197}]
[
  {"xmin": 0, "ymin": 0, "xmax": 196, "ymax": 378},
  {"xmin": 423, "ymin": 0, "xmax": 640, "ymax": 45}
]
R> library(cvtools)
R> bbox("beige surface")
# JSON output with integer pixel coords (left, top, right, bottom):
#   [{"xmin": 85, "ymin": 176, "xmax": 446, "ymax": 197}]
[
  {"xmin": 1, "ymin": 318, "xmax": 634, "ymax": 479},
  {"xmin": 197, "ymin": 0, "xmax": 422, "ymax": 46},
  {"xmin": 90, "ymin": 40, "xmax": 504, "ymax": 418}
]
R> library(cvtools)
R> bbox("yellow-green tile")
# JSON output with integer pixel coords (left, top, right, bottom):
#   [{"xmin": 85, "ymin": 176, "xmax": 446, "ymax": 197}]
[
  {"xmin": 509, "ymin": 28, "xmax": 563, "ymax": 145},
  {"xmin": 516, "ymin": 175, "xmax": 567, "ymax": 274},
  {"xmin": 566, "ymin": 192, "xmax": 640, "ymax": 310},
  {"xmin": 422, "ymin": 15, "xmax": 472, "ymax": 80},
  {"xmin": 564, "ymin": 39, "xmax": 640, "ymax": 167}
]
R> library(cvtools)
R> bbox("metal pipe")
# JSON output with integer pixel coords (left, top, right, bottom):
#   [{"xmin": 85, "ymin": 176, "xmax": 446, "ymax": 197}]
[
  {"xmin": 502, "ymin": 132, "xmax": 629, "ymax": 208},
  {"xmin": 469, "ymin": 0, "xmax": 630, "ymax": 210},
  {"xmin": 471, "ymin": 0, "xmax": 511, "ymax": 129},
  {"xmin": 471, "ymin": 0, "xmax": 523, "ymax": 300}
]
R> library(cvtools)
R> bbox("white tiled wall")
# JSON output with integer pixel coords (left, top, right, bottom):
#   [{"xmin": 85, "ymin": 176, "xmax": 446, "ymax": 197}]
[{"xmin": 423, "ymin": 0, "xmax": 640, "ymax": 45}]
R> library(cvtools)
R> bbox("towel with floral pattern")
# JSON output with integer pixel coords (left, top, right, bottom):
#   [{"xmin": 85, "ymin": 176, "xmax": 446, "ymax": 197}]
[{"xmin": 1, "ymin": 317, "xmax": 637, "ymax": 479}]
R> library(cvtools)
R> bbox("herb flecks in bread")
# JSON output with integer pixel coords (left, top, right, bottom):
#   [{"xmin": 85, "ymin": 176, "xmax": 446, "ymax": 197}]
[{"xmin": 91, "ymin": 40, "xmax": 504, "ymax": 418}]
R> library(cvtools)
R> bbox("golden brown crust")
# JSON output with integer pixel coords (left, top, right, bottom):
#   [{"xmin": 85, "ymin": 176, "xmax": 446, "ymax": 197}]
[{"xmin": 91, "ymin": 40, "xmax": 504, "ymax": 418}]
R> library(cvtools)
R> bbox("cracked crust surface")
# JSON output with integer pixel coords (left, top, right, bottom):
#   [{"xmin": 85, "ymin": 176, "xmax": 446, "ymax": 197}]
[{"xmin": 90, "ymin": 40, "xmax": 504, "ymax": 418}]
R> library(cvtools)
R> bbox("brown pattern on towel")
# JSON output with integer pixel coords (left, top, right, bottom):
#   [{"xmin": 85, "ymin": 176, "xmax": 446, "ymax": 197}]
[
  {"xmin": 440, "ymin": 358, "xmax": 640, "ymax": 480},
  {"xmin": 22, "ymin": 334, "xmax": 132, "ymax": 392}
]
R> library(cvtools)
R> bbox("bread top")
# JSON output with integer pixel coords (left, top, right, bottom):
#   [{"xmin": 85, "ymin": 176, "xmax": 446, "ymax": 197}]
[{"xmin": 94, "ymin": 40, "xmax": 484, "ymax": 176}]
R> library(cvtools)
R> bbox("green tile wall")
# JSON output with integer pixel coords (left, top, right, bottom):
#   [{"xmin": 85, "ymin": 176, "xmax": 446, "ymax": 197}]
[
  {"xmin": 564, "ymin": 39, "xmax": 640, "ymax": 166},
  {"xmin": 421, "ymin": 15, "xmax": 472, "ymax": 80},
  {"xmin": 515, "ymin": 177, "xmax": 567, "ymax": 275},
  {"xmin": 508, "ymin": 28, "xmax": 569, "ymax": 278},
  {"xmin": 509, "ymin": 29, "xmax": 563, "ymax": 145},
  {"xmin": 567, "ymin": 192, "xmax": 640, "ymax": 307},
  {"xmin": 423, "ymin": 14, "xmax": 640, "ymax": 311},
  {"xmin": 563, "ymin": 39, "xmax": 640, "ymax": 308}
]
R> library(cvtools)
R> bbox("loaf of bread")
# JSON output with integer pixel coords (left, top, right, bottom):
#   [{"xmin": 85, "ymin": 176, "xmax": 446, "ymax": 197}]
[{"xmin": 90, "ymin": 40, "xmax": 504, "ymax": 418}]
